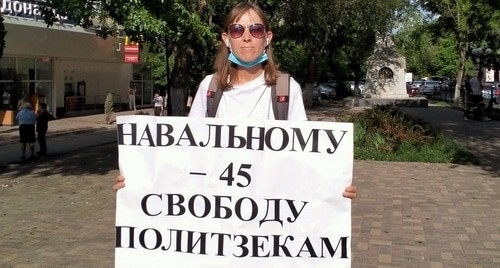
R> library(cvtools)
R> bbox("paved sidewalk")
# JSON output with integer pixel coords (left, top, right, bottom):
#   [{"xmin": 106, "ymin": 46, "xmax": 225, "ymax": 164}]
[
  {"xmin": 401, "ymin": 105, "xmax": 500, "ymax": 177},
  {"xmin": 0, "ymin": 108, "xmax": 154, "ymax": 147},
  {"xmin": 1, "ymin": 103, "xmax": 499, "ymax": 267}
]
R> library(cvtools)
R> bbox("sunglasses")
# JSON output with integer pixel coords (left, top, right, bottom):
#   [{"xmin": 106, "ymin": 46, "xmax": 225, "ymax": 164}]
[{"xmin": 228, "ymin": 23, "xmax": 266, "ymax": 39}]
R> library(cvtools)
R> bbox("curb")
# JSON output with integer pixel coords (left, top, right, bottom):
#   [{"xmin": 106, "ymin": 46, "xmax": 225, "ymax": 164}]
[{"xmin": 0, "ymin": 126, "xmax": 114, "ymax": 147}]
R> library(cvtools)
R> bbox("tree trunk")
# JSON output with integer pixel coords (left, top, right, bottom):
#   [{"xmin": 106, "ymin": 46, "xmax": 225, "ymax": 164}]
[
  {"xmin": 453, "ymin": 40, "xmax": 468, "ymax": 106},
  {"xmin": 303, "ymin": 55, "xmax": 317, "ymax": 107},
  {"xmin": 352, "ymin": 63, "xmax": 362, "ymax": 94},
  {"xmin": 169, "ymin": 45, "xmax": 193, "ymax": 116}
]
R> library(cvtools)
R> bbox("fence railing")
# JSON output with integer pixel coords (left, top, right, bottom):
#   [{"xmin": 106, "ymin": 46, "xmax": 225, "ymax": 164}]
[{"xmin": 425, "ymin": 83, "xmax": 499, "ymax": 110}]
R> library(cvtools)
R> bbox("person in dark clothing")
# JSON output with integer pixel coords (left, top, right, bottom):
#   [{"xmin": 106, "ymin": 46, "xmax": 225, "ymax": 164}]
[{"xmin": 36, "ymin": 103, "xmax": 51, "ymax": 156}]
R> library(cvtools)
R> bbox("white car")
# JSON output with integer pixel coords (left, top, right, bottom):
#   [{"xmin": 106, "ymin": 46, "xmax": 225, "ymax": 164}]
[{"xmin": 482, "ymin": 81, "xmax": 500, "ymax": 100}]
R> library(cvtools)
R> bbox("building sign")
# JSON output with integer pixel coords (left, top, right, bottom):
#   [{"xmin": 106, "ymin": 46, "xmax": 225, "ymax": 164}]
[
  {"xmin": 124, "ymin": 44, "xmax": 139, "ymax": 54},
  {"xmin": 124, "ymin": 54, "xmax": 139, "ymax": 63},
  {"xmin": 123, "ymin": 36, "xmax": 140, "ymax": 63},
  {"xmin": 1, "ymin": 0, "xmax": 69, "ymax": 21}
]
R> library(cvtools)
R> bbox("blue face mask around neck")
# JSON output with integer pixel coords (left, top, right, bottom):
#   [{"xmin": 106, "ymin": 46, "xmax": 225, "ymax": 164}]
[{"xmin": 228, "ymin": 52, "xmax": 268, "ymax": 68}]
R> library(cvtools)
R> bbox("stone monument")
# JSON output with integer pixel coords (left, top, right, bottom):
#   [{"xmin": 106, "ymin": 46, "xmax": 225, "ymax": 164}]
[
  {"xmin": 364, "ymin": 35, "xmax": 408, "ymax": 98},
  {"xmin": 344, "ymin": 34, "xmax": 427, "ymax": 107}
]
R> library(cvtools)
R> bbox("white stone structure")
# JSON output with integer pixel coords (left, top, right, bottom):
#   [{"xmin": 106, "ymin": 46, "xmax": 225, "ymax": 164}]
[{"xmin": 365, "ymin": 35, "xmax": 408, "ymax": 99}]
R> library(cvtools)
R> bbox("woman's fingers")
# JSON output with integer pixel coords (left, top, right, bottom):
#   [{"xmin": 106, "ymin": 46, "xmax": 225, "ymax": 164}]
[
  {"xmin": 342, "ymin": 185, "xmax": 357, "ymax": 199},
  {"xmin": 113, "ymin": 175, "xmax": 125, "ymax": 191}
]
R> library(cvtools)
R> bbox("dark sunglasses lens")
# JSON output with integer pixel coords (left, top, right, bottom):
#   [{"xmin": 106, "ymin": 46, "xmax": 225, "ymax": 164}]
[
  {"xmin": 229, "ymin": 24, "xmax": 244, "ymax": 38},
  {"xmin": 249, "ymin": 24, "xmax": 265, "ymax": 38}
]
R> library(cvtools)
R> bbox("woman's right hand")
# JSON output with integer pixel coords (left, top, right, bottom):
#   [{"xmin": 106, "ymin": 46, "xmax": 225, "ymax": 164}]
[{"xmin": 113, "ymin": 175, "xmax": 125, "ymax": 191}]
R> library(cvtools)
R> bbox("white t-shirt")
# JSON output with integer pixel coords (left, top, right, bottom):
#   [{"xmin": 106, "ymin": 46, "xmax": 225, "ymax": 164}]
[
  {"xmin": 469, "ymin": 77, "xmax": 482, "ymax": 95},
  {"xmin": 153, "ymin": 95, "xmax": 163, "ymax": 107},
  {"xmin": 189, "ymin": 73, "xmax": 307, "ymax": 120}
]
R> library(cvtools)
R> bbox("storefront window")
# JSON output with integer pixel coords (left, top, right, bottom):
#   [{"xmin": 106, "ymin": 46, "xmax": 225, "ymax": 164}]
[
  {"xmin": 143, "ymin": 80, "xmax": 153, "ymax": 105},
  {"xmin": 36, "ymin": 58, "xmax": 52, "ymax": 80},
  {"xmin": 18, "ymin": 57, "xmax": 35, "ymax": 81},
  {"xmin": 132, "ymin": 64, "xmax": 153, "ymax": 106},
  {"xmin": 132, "ymin": 65, "xmax": 143, "ymax": 80},
  {"xmin": 0, "ymin": 57, "xmax": 16, "ymax": 80},
  {"xmin": 0, "ymin": 82, "xmax": 13, "ymax": 109},
  {"xmin": 143, "ymin": 67, "xmax": 152, "ymax": 80},
  {"xmin": 0, "ymin": 57, "xmax": 53, "ymax": 110},
  {"xmin": 36, "ymin": 82, "xmax": 52, "ymax": 110}
]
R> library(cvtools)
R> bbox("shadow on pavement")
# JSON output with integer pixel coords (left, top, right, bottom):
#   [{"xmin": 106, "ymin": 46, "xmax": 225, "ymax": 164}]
[
  {"xmin": 402, "ymin": 106, "xmax": 500, "ymax": 178},
  {"xmin": 1, "ymin": 143, "xmax": 118, "ymax": 180}
]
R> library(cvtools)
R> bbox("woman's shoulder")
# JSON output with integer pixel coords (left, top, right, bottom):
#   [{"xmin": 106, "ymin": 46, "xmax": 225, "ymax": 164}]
[
  {"xmin": 288, "ymin": 76, "xmax": 302, "ymax": 94},
  {"xmin": 198, "ymin": 74, "xmax": 216, "ymax": 91},
  {"xmin": 202, "ymin": 74, "xmax": 216, "ymax": 83}
]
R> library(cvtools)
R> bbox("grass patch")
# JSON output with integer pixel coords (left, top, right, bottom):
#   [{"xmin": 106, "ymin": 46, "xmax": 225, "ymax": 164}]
[
  {"xmin": 428, "ymin": 99, "xmax": 453, "ymax": 107},
  {"xmin": 489, "ymin": 107, "xmax": 500, "ymax": 120},
  {"xmin": 340, "ymin": 105, "xmax": 480, "ymax": 164}
]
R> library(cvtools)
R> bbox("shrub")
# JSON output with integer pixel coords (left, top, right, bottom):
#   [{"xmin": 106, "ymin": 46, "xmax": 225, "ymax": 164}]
[{"xmin": 340, "ymin": 105, "xmax": 479, "ymax": 164}]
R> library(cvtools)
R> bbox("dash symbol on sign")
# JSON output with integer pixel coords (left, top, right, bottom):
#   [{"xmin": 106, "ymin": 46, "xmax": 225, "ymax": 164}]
[{"xmin": 189, "ymin": 172, "xmax": 207, "ymax": 176}]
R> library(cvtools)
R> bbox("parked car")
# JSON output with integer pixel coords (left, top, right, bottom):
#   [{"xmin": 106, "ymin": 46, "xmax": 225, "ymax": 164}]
[
  {"xmin": 482, "ymin": 81, "xmax": 500, "ymax": 100},
  {"xmin": 409, "ymin": 80, "xmax": 425, "ymax": 94},
  {"xmin": 312, "ymin": 83, "xmax": 336, "ymax": 100},
  {"xmin": 348, "ymin": 80, "xmax": 366, "ymax": 94},
  {"xmin": 419, "ymin": 80, "xmax": 441, "ymax": 97},
  {"xmin": 406, "ymin": 82, "xmax": 418, "ymax": 97}
]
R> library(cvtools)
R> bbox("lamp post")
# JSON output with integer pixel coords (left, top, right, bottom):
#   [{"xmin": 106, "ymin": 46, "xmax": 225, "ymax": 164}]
[
  {"xmin": 471, "ymin": 47, "xmax": 493, "ymax": 71},
  {"xmin": 471, "ymin": 47, "xmax": 497, "ymax": 99}
]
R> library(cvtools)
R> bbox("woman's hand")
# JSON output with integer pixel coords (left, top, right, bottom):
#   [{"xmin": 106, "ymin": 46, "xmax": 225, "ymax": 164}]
[
  {"xmin": 113, "ymin": 175, "xmax": 125, "ymax": 191},
  {"xmin": 342, "ymin": 185, "xmax": 357, "ymax": 199}
]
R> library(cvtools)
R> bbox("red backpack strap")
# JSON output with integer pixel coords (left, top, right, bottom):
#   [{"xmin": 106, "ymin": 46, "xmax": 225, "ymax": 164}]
[
  {"xmin": 271, "ymin": 73, "xmax": 290, "ymax": 120},
  {"xmin": 206, "ymin": 74, "xmax": 222, "ymax": 117}
]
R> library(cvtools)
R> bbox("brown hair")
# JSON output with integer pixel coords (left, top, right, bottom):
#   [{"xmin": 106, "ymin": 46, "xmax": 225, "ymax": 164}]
[{"xmin": 212, "ymin": 2, "xmax": 279, "ymax": 90}]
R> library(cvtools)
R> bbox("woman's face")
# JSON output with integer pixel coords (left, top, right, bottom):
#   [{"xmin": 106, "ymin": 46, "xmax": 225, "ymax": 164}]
[{"xmin": 222, "ymin": 9, "xmax": 272, "ymax": 63}]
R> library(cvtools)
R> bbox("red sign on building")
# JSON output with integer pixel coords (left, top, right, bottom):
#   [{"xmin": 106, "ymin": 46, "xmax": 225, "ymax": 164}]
[
  {"xmin": 124, "ymin": 44, "xmax": 140, "ymax": 53},
  {"xmin": 124, "ymin": 54, "xmax": 139, "ymax": 63}
]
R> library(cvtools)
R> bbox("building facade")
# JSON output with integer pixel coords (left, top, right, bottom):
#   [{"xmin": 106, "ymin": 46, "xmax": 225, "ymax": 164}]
[{"xmin": 0, "ymin": 0, "xmax": 153, "ymax": 120}]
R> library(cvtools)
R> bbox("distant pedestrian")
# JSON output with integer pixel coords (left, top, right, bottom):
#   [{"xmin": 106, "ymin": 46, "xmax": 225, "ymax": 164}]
[
  {"xmin": 127, "ymin": 82, "xmax": 136, "ymax": 111},
  {"xmin": 36, "ymin": 103, "xmax": 51, "ymax": 156},
  {"xmin": 152, "ymin": 91, "xmax": 163, "ymax": 116},
  {"xmin": 16, "ymin": 102, "xmax": 37, "ymax": 159},
  {"xmin": 465, "ymin": 71, "xmax": 490, "ymax": 121}
]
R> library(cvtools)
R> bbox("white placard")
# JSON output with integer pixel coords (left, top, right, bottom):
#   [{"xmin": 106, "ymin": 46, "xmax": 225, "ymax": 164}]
[{"xmin": 115, "ymin": 116, "xmax": 353, "ymax": 268}]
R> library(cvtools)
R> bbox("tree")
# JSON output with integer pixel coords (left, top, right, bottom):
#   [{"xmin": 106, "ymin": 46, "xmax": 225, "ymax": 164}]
[
  {"xmin": 337, "ymin": 0, "xmax": 409, "ymax": 93},
  {"xmin": 418, "ymin": 0, "xmax": 500, "ymax": 105},
  {"xmin": 0, "ymin": 14, "xmax": 7, "ymax": 58},
  {"xmin": 37, "ymin": 0, "xmax": 218, "ymax": 116},
  {"xmin": 35, "ymin": 0, "xmax": 410, "ymax": 113},
  {"xmin": 100, "ymin": 0, "xmax": 218, "ymax": 116}
]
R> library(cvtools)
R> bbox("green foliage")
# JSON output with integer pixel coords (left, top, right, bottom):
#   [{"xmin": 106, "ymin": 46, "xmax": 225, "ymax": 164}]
[
  {"xmin": 394, "ymin": 20, "xmax": 436, "ymax": 78},
  {"xmin": 104, "ymin": 92, "xmax": 114, "ymax": 113},
  {"xmin": 433, "ymin": 37, "xmax": 460, "ymax": 78},
  {"xmin": 0, "ymin": 14, "xmax": 6, "ymax": 58},
  {"xmin": 34, "ymin": 0, "xmax": 414, "ymax": 111},
  {"xmin": 273, "ymin": 40, "xmax": 307, "ymax": 83},
  {"xmin": 394, "ymin": 1, "xmax": 499, "ymax": 83},
  {"xmin": 341, "ymin": 105, "xmax": 479, "ymax": 164}
]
